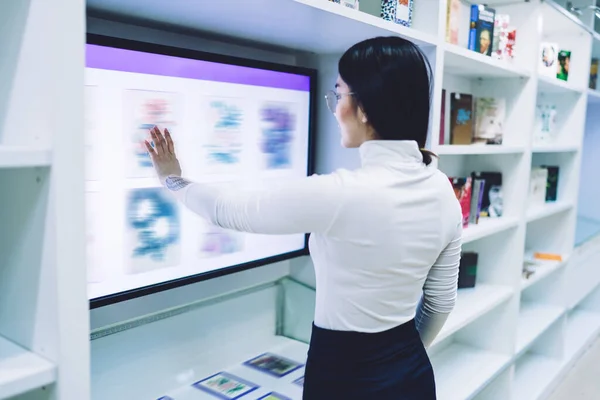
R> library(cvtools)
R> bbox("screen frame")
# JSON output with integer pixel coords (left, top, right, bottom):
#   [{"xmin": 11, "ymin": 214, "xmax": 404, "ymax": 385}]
[{"xmin": 86, "ymin": 33, "xmax": 317, "ymax": 309}]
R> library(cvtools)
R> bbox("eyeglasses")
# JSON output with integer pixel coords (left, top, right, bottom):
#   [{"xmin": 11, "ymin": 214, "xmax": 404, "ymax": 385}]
[{"xmin": 325, "ymin": 90, "xmax": 354, "ymax": 113}]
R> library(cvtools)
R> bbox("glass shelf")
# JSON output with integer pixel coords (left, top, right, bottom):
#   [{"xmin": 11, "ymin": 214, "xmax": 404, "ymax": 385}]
[
  {"xmin": 90, "ymin": 277, "xmax": 315, "ymax": 400},
  {"xmin": 575, "ymin": 215, "xmax": 600, "ymax": 246}
]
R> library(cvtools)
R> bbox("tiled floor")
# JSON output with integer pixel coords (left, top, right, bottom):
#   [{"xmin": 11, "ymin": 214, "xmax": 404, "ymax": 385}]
[{"xmin": 547, "ymin": 337, "xmax": 600, "ymax": 400}]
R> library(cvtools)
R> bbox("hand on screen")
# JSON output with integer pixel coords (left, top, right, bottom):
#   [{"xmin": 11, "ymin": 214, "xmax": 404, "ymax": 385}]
[{"xmin": 144, "ymin": 126, "xmax": 182, "ymax": 184}]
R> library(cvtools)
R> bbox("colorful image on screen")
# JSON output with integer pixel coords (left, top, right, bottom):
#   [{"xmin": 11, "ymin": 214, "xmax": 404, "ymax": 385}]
[{"xmin": 84, "ymin": 38, "xmax": 312, "ymax": 302}]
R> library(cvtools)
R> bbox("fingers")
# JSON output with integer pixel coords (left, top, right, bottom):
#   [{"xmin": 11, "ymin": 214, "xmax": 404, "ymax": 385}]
[
  {"xmin": 165, "ymin": 128, "xmax": 175, "ymax": 154},
  {"xmin": 143, "ymin": 139, "xmax": 155, "ymax": 157},
  {"xmin": 150, "ymin": 126, "xmax": 166, "ymax": 155}
]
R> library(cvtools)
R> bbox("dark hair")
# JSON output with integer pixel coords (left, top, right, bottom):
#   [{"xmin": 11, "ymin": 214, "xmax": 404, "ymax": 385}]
[{"xmin": 338, "ymin": 36, "xmax": 437, "ymax": 165}]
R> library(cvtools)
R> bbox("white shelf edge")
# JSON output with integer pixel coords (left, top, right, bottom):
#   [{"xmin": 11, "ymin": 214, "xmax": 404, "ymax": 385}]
[
  {"xmin": 512, "ymin": 353, "xmax": 562, "ymax": 400},
  {"xmin": 431, "ymin": 285, "xmax": 514, "ymax": 348},
  {"xmin": 433, "ymin": 145, "xmax": 526, "ymax": 155},
  {"xmin": 511, "ymin": 307, "xmax": 600, "ymax": 400},
  {"xmin": 521, "ymin": 257, "xmax": 568, "ymax": 290},
  {"xmin": 462, "ymin": 217, "xmax": 520, "ymax": 244},
  {"xmin": 0, "ymin": 336, "xmax": 57, "ymax": 399},
  {"xmin": 431, "ymin": 343, "xmax": 512, "ymax": 400},
  {"xmin": 538, "ymin": 75, "xmax": 585, "ymax": 94},
  {"xmin": 443, "ymin": 43, "xmax": 532, "ymax": 78},
  {"xmin": 588, "ymin": 88, "xmax": 600, "ymax": 103},
  {"xmin": 526, "ymin": 202, "xmax": 574, "ymax": 223},
  {"xmin": 568, "ymin": 279, "xmax": 600, "ymax": 311},
  {"xmin": 0, "ymin": 147, "xmax": 52, "ymax": 168},
  {"xmin": 531, "ymin": 144, "xmax": 580, "ymax": 153},
  {"xmin": 295, "ymin": 0, "xmax": 439, "ymax": 47},
  {"xmin": 515, "ymin": 303, "xmax": 566, "ymax": 357}
]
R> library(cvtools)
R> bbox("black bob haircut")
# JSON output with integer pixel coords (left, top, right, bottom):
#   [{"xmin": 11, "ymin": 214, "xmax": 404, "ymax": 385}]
[{"xmin": 338, "ymin": 36, "xmax": 436, "ymax": 165}]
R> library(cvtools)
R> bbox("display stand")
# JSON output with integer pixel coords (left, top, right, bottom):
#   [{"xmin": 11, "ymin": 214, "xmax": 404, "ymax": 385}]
[{"xmin": 0, "ymin": 0, "xmax": 90, "ymax": 400}]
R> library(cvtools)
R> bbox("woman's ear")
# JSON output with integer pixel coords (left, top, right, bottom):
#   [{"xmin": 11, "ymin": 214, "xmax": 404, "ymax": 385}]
[{"xmin": 357, "ymin": 106, "xmax": 368, "ymax": 124}]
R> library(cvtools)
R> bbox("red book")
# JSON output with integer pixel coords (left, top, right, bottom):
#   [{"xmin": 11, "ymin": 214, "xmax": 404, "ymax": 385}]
[{"xmin": 449, "ymin": 177, "xmax": 472, "ymax": 228}]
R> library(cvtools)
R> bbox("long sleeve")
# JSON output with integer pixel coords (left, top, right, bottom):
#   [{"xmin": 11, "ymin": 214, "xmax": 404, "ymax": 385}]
[
  {"xmin": 164, "ymin": 173, "xmax": 345, "ymax": 235},
  {"xmin": 415, "ymin": 221, "xmax": 462, "ymax": 348}
]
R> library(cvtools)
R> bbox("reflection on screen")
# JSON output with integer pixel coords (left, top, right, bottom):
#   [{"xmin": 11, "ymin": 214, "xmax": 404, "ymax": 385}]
[{"xmin": 85, "ymin": 42, "xmax": 311, "ymax": 301}]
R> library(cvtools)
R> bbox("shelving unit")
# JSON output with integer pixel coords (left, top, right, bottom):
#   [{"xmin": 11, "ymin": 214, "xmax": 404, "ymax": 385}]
[
  {"xmin": 0, "ymin": 147, "xmax": 52, "ymax": 168},
  {"xmin": 1, "ymin": 0, "xmax": 90, "ymax": 399},
  {"xmin": 83, "ymin": 0, "xmax": 599, "ymax": 399},
  {"xmin": 0, "ymin": 337, "xmax": 56, "ymax": 400},
  {"xmin": 430, "ymin": 343, "xmax": 512, "ymax": 400},
  {"xmin": 2, "ymin": 0, "xmax": 597, "ymax": 398}
]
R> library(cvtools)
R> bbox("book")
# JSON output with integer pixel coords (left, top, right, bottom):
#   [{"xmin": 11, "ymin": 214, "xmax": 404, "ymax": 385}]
[
  {"xmin": 539, "ymin": 42, "xmax": 559, "ymax": 78},
  {"xmin": 458, "ymin": 252, "xmax": 478, "ymax": 289},
  {"xmin": 381, "ymin": 0, "xmax": 413, "ymax": 27},
  {"xmin": 473, "ymin": 97, "xmax": 505, "ymax": 145},
  {"xmin": 557, "ymin": 50, "xmax": 571, "ymax": 81},
  {"xmin": 450, "ymin": 177, "xmax": 472, "ymax": 228},
  {"xmin": 472, "ymin": 171, "xmax": 502, "ymax": 217},
  {"xmin": 341, "ymin": 0, "xmax": 360, "ymax": 9},
  {"xmin": 590, "ymin": 58, "xmax": 598, "ymax": 90},
  {"xmin": 446, "ymin": 0, "xmax": 461, "ymax": 44},
  {"xmin": 534, "ymin": 104, "xmax": 557, "ymax": 144},
  {"xmin": 468, "ymin": 5, "xmax": 496, "ymax": 56},
  {"xmin": 492, "ymin": 14, "xmax": 516, "ymax": 61},
  {"xmin": 450, "ymin": 93, "xmax": 474, "ymax": 145},
  {"xmin": 469, "ymin": 177, "xmax": 486, "ymax": 224},
  {"xmin": 440, "ymin": 89, "xmax": 447, "ymax": 145},
  {"xmin": 529, "ymin": 167, "xmax": 549, "ymax": 208},
  {"xmin": 542, "ymin": 165, "xmax": 559, "ymax": 202}
]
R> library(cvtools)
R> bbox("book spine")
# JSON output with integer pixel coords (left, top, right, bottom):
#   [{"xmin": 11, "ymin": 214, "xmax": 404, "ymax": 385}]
[
  {"xmin": 469, "ymin": 179, "xmax": 481, "ymax": 224},
  {"xmin": 476, "ymin": 179, "xmax": 485, "ymax": 220},
  {"xmin": 468, "ymin": 5, "xmax": 479, "ymax": 51},
  {"xmin": 440, "ymin": 89, "xmax": 446, "ymax": 145}
]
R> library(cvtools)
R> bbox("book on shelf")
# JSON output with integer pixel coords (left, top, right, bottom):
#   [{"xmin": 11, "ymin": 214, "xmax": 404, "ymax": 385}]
[
  {"xmin": 539, "ymin": 42, "xmax": 559, "ymax": 79},
  {"xmin": 450, "ymin": 92, "xmax": 473, "ymax": 145},
  {"xmin": 450, "ymin": 176, "xmax": 472, "ymax": 228},
  {"xmin": 458, "ymin": 251, "xmax": 478, "ymax": 289},
  {"xmin": 492, "ymin": 14, "xmax": 516, "ymax": 61},
  {"xmin": 533, "ymin": 104, "xmax": 557, "ymax": 144},
  {"xmin": 527, "ymin": 166, "xmax": 560, "ymax": 208},
  {"xmin": 448, "ymin": 93, "xmax": 505, "ymax": 146},
  {"xmin": 590, "ymin": 58, "xmax": 598, "ymax": 90},
  {"xmin": 380, "ymin": 0, "xmax": 413, "ymax": 27},
  {"xmin": 529, "ymin": 167, "xmax": 549, "ymax": 208},
  {"xmin": 469, "ymin": 177, "xmax": 486, "ymax": 225},
  {"xmin": 523, "ymin": 251, "xmax": 564, "ymax": 280},
  {"xmin": 542, "ymin": 165, "xmax": 559, "ymax": 202},
  {"xmin": 472, "ymin": 171, "xmax": 503, "ymax": 218},
  {"xmin": 468, "ymin": 4, "xmax": 495, "ymax": 56},
  {"xmin": 439, "ymin": 89, "xmax": 447, "ymax": 145},
  {"xmin": 557, "ymin": 50, "xmax": 571, "ymax": 82},
  {"xmin": 446, "ymin": 0, "xmax": 461, "ymax": 44},
  {"xmin": 473, "ymin": 97, "xmax": 505, "ymax": 145}
]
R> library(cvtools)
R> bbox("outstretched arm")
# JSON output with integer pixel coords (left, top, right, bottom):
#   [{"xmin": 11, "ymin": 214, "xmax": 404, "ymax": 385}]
[
  {"xmin": 145, "ymin": 126, "xmax": 343, "ymax": 235},
  {"xmin": 415, "ymin": 222, "xmax": 462, "ymax": 348}
]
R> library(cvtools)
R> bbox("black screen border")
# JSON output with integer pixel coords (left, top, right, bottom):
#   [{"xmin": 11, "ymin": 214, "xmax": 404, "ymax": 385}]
[{"xmin": 86, "ymin": 33, "xmax": 317, "ymax": 309}]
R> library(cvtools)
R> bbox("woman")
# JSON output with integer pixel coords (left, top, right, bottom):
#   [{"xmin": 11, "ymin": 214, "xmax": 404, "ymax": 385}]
[{"xmin": 145, "ymin": 36, "xmax": 462, "ymax": 400}]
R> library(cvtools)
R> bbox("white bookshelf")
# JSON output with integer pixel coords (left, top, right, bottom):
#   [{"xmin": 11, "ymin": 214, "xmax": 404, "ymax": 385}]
[
  {"xmin": 1, "ymin": 0, "xmax": 90, "ymax": 399},
  {"xmin": 2, "ymin": 0, "xmax": 597, "ymax": 398},
  {"xmin": 0, "ymin": 337, "xmax": 56, "ymax": 400},
  {"xmin": 0, "ymin": 147, "xmax": 52, "ymax": 168}
]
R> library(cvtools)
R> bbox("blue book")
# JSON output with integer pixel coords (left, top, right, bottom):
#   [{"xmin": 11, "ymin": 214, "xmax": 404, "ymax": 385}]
[{"xmin": 468, "ymin": 4, "xmax": 496, "ymax": 56}]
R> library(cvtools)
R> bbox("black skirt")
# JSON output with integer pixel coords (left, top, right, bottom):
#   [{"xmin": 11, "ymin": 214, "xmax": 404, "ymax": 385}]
[{"xmin": 302, "ymin": 319, "xmax": 436, "ymax": 400}]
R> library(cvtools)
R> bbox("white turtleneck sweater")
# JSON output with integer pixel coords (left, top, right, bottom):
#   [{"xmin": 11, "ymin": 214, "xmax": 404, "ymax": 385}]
[{"xmin": 165, "ymin": 140, "xmax": 462, "ymax": 347}]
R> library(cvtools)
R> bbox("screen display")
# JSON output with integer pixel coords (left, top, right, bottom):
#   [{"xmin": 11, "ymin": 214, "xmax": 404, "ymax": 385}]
[{"xmin": 85, "ymin": 36, "xmax": 314, "ymax": 305}]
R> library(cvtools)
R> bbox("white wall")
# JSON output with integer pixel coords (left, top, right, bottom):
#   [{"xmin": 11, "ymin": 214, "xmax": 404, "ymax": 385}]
[{"xmin": 577, "ymin": 102, "xmax": 600, "ymax": 220}]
